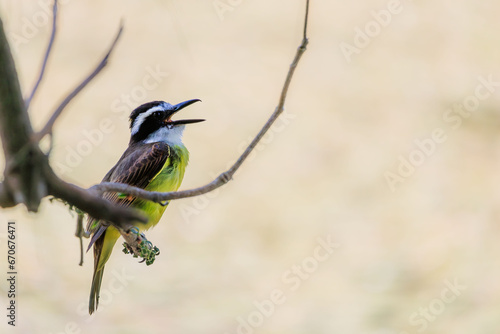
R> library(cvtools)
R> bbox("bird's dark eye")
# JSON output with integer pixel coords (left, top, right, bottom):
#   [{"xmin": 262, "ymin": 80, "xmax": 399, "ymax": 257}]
[{"xmin": 153, "ymin": 111, "xmax": 162, "ymax": 118}]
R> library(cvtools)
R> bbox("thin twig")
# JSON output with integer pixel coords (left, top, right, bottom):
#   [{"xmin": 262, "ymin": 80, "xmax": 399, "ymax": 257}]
[
  {"xmin": 76, "ymin": 213, "xmax": 85, "ymax": 266},
  {"xmin": 303, "ymin": 0, "xmax": 309, "ymax": 40},
  {"xmin": 32, "ymin": 23, "xmax": 123, "ymax": 142},
  {"xmin": 25, "ymin": 0, "xmax": 58, "ymax": 109},
  {"xmin": 89, "ymin": 0, "xmax": 310, "ymax": 204}
]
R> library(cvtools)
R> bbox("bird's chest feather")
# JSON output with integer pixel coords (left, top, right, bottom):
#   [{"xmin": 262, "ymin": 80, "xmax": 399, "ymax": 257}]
[{"xmin": 135, "ymin": 145, "xmax": 189, "ymax": 230}]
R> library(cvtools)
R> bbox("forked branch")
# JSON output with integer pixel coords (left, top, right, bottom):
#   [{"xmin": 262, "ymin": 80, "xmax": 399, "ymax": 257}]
[{"xmin": 32, "ymin": 23, "xmax": 123, "ymax": 142}]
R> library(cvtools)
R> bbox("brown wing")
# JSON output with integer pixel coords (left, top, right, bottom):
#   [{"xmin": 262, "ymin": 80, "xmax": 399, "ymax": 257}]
[{"xmin": 86, "ymin": 142, "xmax": 171, "ymax": 238}]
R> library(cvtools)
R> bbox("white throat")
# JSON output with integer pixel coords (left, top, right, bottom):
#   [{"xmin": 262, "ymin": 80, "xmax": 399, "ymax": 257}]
[{"xmin": 143, "ymin": 125, "xmax": 186, "ymax": 146}]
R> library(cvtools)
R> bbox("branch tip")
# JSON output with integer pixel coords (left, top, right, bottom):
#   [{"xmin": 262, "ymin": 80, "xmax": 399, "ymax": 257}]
[
  {"xmin": 26, "ymin": 0, "xmax": 58, "ymax": 108},
  {"xmin": 33, "ymin": 21, "xmax": 124, "ymax": 142}
]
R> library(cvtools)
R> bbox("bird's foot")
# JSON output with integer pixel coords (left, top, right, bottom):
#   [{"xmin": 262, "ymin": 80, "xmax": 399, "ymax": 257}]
[{"xmin": 122, "ymin": 227, "xmax": 141, "ymax": 255}]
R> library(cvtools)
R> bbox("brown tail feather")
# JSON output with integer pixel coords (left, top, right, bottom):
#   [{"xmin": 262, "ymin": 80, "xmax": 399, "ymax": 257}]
[{"xmin": 89, "ymin": 232, "xmax": 105, "ymax": 315}]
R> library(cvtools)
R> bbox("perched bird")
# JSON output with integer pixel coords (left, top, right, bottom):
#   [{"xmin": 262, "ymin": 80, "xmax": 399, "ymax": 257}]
[{"xmin": 86, "ymin": 99, "xmax": 203, "ymax": 314}]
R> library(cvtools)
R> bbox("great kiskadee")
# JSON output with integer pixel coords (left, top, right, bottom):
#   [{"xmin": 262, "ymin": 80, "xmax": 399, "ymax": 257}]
[{"xmin": 86, "ymin": 99, "xmax": 203, "ymax": 315}]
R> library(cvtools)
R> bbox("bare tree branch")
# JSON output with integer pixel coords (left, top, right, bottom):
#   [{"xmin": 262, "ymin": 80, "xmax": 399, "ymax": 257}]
[
  {"xmin": 32, "ymin": 23, "xmax": 123, "ymax": 142},
  {"xmin": 0, "ymin": 9, "xmax": 143, "ymax": 230},
  {"xmin": 44, "ymin": 164, "xmax": 146, "ymax": 228},
  {"xmin": 90, "ymin": 0, "xmax": 310, "ymax": 204},
  {"xmin": 25, "ymin": 0, "xmax": 57, "ymax": 109},
  {"xmin": 46, "ymin": 164, "xmax": 148, "ymax": 258},
  {"xmin": 0, "ymin": 20, "xmax": 32, "ymax": 157},
  {"xmin": 0, "ymin": 0, "xmax": 310, "ymax": 255},
  {"xmin": 0, "ymin": 182, "xmax": 14, "ymax": 207},
  {"xmin": 0, "ymin": 16, "xmax": 45, "ymax": 211}
]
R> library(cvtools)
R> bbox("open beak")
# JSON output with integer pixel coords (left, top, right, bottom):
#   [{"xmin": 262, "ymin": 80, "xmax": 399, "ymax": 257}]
[{"xmin": 165, "ymin": 99, "xmax": 204, "ymax": 126}]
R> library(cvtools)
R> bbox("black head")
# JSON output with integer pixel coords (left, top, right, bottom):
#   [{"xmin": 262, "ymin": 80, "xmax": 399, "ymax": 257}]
[{"xmin": 129, "ymin": 99, "xmax": 203, "ymax": 143}]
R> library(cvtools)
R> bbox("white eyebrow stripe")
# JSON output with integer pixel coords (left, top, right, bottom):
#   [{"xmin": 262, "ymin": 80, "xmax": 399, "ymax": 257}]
[{"xmin": 131, "ymin": 105, "xmax": 166, "ymax": 135}]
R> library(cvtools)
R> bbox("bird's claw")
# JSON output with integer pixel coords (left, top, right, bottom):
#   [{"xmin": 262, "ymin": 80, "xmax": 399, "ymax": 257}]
[
  {"xmin": 122, "ymin": 228, "xmax": 141, "ymax": 255},
  {"xmin": 122, "ymin": 242, "xmax": 134, "ymax": 255}
]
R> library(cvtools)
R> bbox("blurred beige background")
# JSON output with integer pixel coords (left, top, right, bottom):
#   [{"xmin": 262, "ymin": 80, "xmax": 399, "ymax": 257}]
[{"xmin": 1, "ymin": 0, "xmax": 500, "ymax": 333}]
